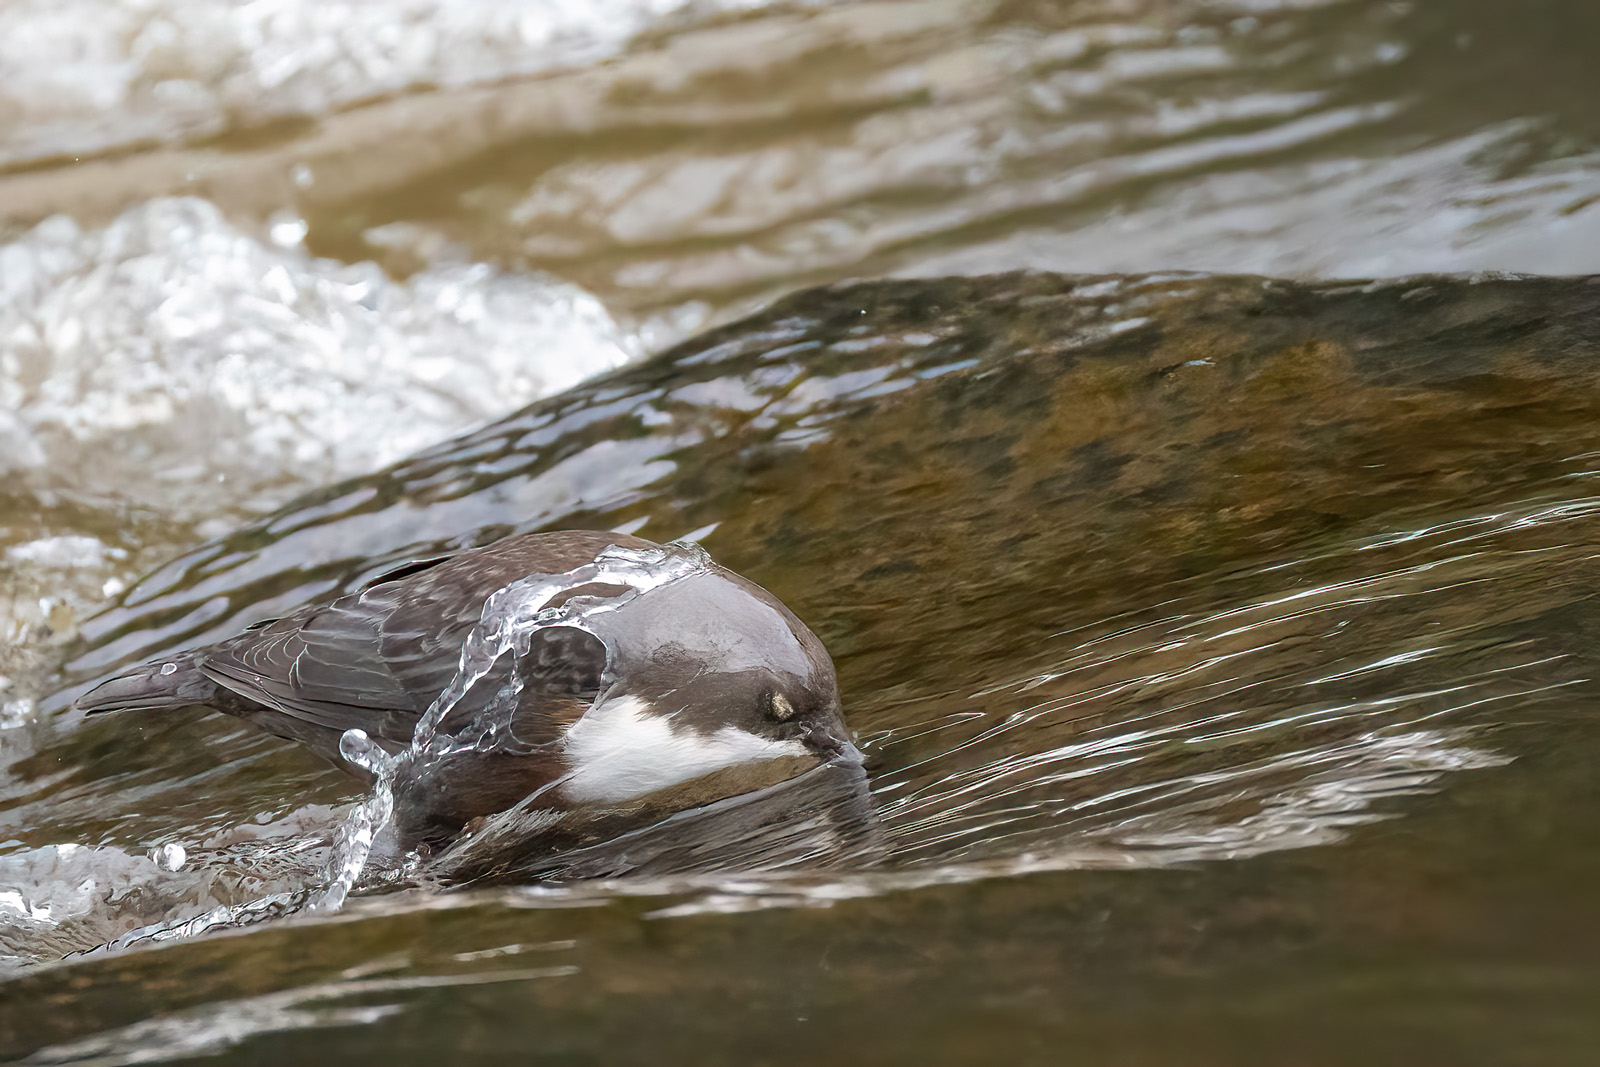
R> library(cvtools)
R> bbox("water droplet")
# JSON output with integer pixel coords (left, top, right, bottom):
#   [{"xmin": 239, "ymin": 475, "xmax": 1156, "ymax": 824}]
[
  {"xmin": 151, "ymin": 842, "xmax": 187, "ymax": 871},
  {"xmin": 338, "ymin": 729, "xmax": 392, "ymax": 777}
]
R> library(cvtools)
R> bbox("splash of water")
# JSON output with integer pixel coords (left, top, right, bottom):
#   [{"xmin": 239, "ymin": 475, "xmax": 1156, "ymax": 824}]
[
  {"xmin": 312, "ymin": 540, "xmax": 714, "ymax": 911},
  {"xmin": 309, "ymin": 731, "xmax": 399, "ymax": 914}
]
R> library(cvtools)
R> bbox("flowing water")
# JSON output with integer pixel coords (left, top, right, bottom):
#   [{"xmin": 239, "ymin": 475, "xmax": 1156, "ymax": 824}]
[{"xmin": 3, "ymin": 1, "xmax": 1600, "ymax": 1063}]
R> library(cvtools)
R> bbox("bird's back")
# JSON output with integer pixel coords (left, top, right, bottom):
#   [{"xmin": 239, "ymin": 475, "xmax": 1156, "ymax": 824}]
[{"xmin": 75, "ymin": 530, "xmax": 651, "ymax": 770}]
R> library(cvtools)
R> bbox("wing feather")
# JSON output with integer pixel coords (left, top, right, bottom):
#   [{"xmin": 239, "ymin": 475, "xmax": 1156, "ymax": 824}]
[{"xmin": 192, "ymin": 531, "xmax": 647, "ymax": 751}]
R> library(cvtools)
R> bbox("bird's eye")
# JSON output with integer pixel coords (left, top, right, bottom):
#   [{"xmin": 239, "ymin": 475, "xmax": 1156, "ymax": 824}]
[{"xmin": 764, "ymin": 691, "xmax": 799, "ymax": 721}]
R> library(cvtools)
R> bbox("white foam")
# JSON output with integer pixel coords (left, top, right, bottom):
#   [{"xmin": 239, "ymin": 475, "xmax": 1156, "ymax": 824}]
[{"xmin": 0, "ymin": 197, "xmax": 636, "ymax": 517}]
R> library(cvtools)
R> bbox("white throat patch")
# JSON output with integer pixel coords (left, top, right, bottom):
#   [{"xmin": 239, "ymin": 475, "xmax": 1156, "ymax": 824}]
[{"xmin": 559, "ymin": 695, "xmax": 808, "ymax": 804}]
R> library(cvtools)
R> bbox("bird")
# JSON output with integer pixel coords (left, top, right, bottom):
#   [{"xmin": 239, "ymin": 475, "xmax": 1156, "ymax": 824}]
[{"xmin": 75, "ymin": 531, "xmax": 857, "ymax": 860}]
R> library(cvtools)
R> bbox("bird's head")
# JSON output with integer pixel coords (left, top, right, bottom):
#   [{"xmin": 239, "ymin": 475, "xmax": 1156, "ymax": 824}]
[{"xmin": 549, "ymin": 563, "xmax": 857, "ymax": 806}]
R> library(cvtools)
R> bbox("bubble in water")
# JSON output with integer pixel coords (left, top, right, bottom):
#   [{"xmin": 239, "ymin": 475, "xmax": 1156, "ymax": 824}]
[{"xmin": 150, "ymin": 843, "xmax": 187, "ymax": 871}]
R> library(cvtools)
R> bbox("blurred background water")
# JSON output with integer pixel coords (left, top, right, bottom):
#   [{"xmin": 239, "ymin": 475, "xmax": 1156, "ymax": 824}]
[{"xmin": 3, "ymin": 1, "xmax": 1600, "ymax": 1063}]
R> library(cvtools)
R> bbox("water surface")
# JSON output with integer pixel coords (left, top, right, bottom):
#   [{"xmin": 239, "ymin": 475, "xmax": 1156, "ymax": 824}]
[
  {"xmin": 3, "ymin": 1, "xmax": 1600, "ymax": 1062},
  {"xmin": 8, "ymin": 271, "xmax": 1600, "ymax": 1063}
]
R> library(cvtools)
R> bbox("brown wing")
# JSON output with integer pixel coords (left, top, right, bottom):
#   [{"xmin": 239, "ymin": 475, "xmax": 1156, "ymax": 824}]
[
  {"xmin": 197, "ymin": 588, "xmax": 430, "ymax": 747},
  {"xmin": 195, "ymin": 531, "xmax": 646, "ymax": 752}
]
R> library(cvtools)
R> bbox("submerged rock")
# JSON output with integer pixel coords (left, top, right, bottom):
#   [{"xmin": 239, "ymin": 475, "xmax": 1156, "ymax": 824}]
[
  {"xmin": 18, "ymin": 269, "xmax": 1600, "ymax": 902},
  {"xmin": 63, "ymin": 269, "xmax": 1600, "ymax": 689}
]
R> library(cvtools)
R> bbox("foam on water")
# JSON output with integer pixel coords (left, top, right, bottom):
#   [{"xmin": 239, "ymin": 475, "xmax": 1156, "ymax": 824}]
[
  {"xmin": 0, "ymin": 535, "xmax": 131, "ymax": 725},
  {"xmin": 0, "ymin": 197, "xmax": 635, "ymax": 519},
  {"xmin": 0, "ymin": 196, "xmax": 635, "ymax": 725}
]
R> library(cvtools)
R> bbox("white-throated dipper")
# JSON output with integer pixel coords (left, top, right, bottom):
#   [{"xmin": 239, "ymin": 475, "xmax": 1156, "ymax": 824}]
[{"xmin": 76, "ymin": 531, "xmax": 858, "ymax": 858}]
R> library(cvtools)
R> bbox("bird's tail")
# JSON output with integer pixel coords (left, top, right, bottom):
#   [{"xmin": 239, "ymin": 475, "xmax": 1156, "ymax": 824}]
[{"xmin": 75, "ymin": 652, "xmax": 216, "ymax": 714}]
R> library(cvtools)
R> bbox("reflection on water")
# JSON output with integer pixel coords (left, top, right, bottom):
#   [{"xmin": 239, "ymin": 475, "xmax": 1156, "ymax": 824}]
[
  {"xmin": 3, "ymin": 0, "xmax": 1600, "ymax": 1060},
  {"xmin": 868, "ymin": 502, "xmax": 1573, "ymax": 869},
  {"xmin": 0, "ymin": 0, "xmax": 802, "ymax": 169},
  {"xmin": 16, "ymin": 959, "xmax": 579, "ymax": 1067},
  {"xmin": 314, "ymin": 0, "xmax": 1600, "ymax": 327},
  {"xmin": 9, "ymin": 270, "xmax": 1600, "ymax": 974},
  {"xmin": 431, "ymin": 758, "xmax": 883, "ymax": 888},
  {"xmin": 3, "ymin": 0, "xmax": 1599, "ymax": 337},
  {"xmin": 5, "ymin": 472, "xmax": 1595, "ymax": 1058}
]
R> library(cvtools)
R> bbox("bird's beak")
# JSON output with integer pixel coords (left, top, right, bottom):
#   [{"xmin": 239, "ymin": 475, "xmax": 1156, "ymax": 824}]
[{"xmin": 804, "ymin": 723, "xmax": 863, "ymax": 765}]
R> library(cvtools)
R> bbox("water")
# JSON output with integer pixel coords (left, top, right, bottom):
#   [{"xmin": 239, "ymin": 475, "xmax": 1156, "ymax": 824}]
[
  {"xmin": 3, "ymin": 199, "xmax": 633, "ymax": 525},
  {"xmin": 5, "ymin": 266, "xmax": 1599, "ymax": 1060},
  {"xmin": 0, "ymin": 0, "xmax": 810, "ymax": 170},
  {"xmin": 2, "ymin": 0, "xmax": 1600, "ymax": 1061}
]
